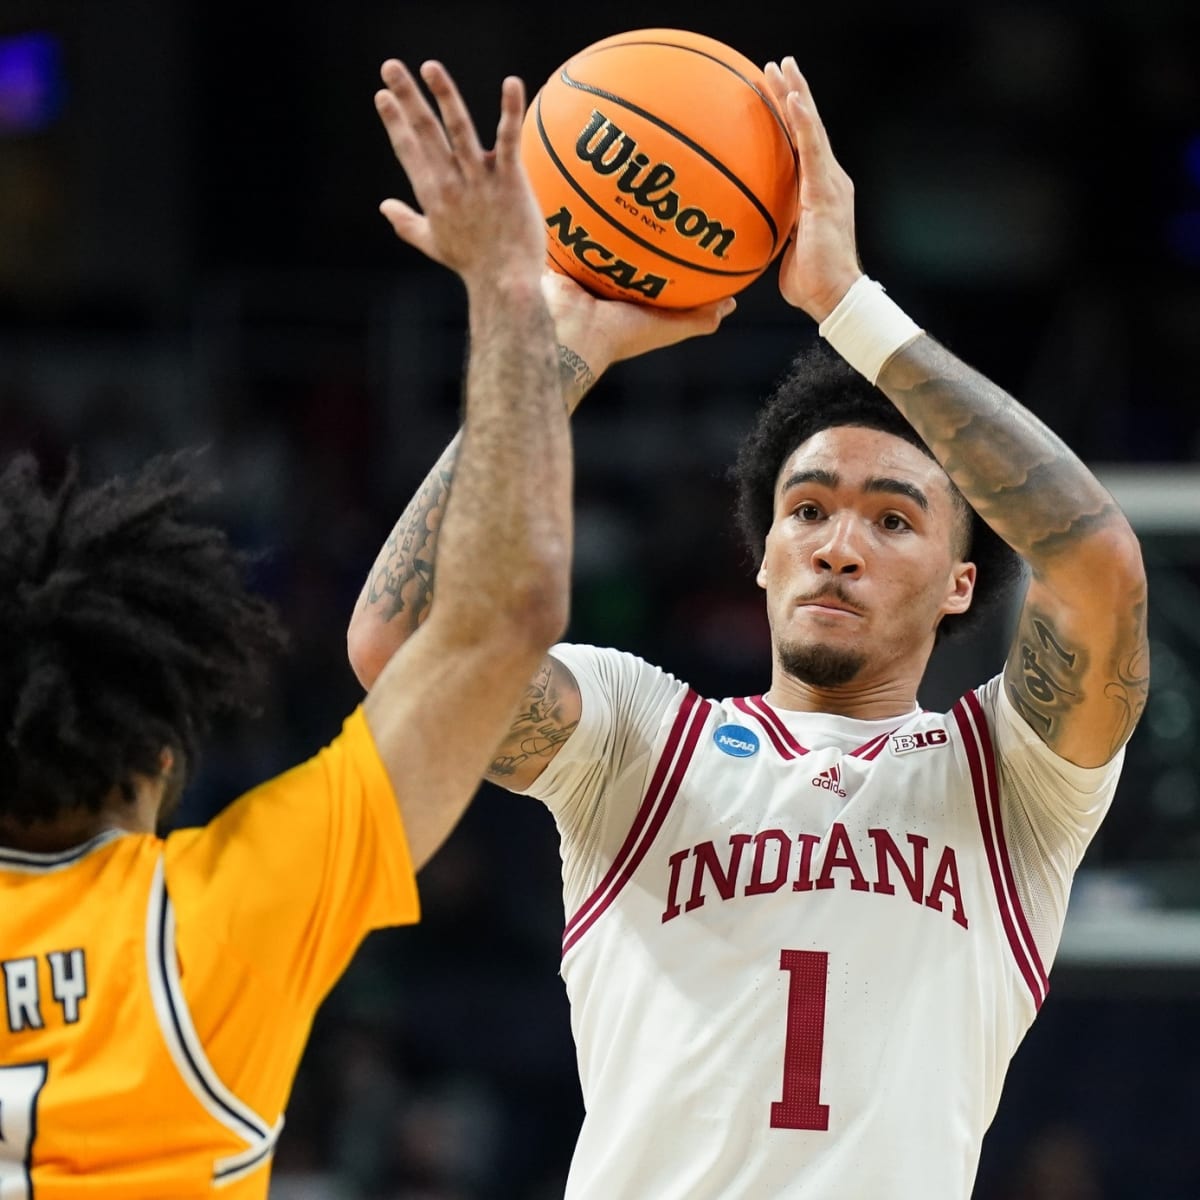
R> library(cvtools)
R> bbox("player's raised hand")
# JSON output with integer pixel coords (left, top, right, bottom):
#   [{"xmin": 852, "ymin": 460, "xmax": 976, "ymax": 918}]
[
  {"xmin": 763, "ymin": 58, "xmax": 863, "ymax": 322},
  {"xmin": 375, "ymin": 59, "xmax": 544, "ymax": 292}
]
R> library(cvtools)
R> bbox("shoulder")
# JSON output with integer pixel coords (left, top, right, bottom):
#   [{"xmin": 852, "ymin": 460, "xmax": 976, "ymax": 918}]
[
  {"xmin": 551, "ymin": 642, "xmax": 681, "ymax": 686},
  {"xmin": 550, "ymin": 642, "xmax": 689, "ymax": 713},
  {"xmin": 954, "ymin": 675, "xmax": 1126, "ymax": 802}
]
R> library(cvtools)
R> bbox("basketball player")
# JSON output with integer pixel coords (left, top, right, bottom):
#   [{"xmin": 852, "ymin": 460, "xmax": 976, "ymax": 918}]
[
  {"xmin": 347, "ymin": 58, "xmax": 1148, "ymax": 1198},
  {"xmin": 0, "ymin": 60, "xmax": 571, "ymax": 1198}
]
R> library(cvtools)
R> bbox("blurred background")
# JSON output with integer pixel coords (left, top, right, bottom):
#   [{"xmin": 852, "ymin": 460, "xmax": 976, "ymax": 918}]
[{"xmin": 1, "ymin": 0, "xmax": 1198, "ymax": 1196}]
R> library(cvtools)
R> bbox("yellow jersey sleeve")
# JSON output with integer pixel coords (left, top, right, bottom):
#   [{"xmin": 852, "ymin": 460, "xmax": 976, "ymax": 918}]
[{"xmin": 164, "ymin": 707, "xmax": 419, "ymax": 1015}]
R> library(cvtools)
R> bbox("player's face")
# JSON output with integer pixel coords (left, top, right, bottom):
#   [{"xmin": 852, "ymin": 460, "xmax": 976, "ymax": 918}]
[{"xmin": 757, "ymin": 426, "xmax": 975, "ymax": 689}]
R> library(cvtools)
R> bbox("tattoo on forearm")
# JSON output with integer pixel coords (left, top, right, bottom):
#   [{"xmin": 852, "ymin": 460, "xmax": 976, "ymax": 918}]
[
  {"xmin": 558, "ymin": 344, "xmax": 595, "ymax": 409},
  {"xmin": 879, "ymin": 339, "xmax": 1149, "ymax": 757},
  {"xmin": 487, "ymin": 662, "xmax": 579, "ymax": 779},
  {"xmin": 879, "ymin": 343, "xmax": 1121, "ymax": 563},
  {"xmin": 364, "ymin": 447, "xmax": 459, "ymax": 630}
]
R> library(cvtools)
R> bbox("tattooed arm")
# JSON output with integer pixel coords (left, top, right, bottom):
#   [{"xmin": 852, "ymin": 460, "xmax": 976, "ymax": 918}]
[
  {"xmin": 347, "ymin": 342, "xmax": 590, "ymax": 793},
  {"xmin": 348, "ymin": 276, "xmax": 732, "ymax": 789},
  {"xmin": 764, "ymin": 57, "xmax": 1147, "ymax": 767},
  {"xmin": 347, "ymin": 341, "xmax": 595, "ymax": 687},
  {"xmin": 485, "ymin": 658, "xmax": 583, "ymax": 788},
  {"xmin": 877, "ymin": 339, "xmax": 1147, "ymax": 767}
]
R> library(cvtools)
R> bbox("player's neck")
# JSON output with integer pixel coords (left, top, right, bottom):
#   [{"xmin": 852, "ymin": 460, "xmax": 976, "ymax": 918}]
[
  {"xmin": 765, "ymin": 670, "xmax": 921, "ymax": 721},
  {"xmin": 0, "ymin": 783, "xmax": 161, "ymax": 853}
]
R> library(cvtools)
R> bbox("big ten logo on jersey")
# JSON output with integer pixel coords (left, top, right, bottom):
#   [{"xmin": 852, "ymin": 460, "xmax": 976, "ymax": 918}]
[
  {"xmin": 2, "ymin": 950, "xmax": 87, "ymax": 1033},
  {"xmin": 891, "ymin": 727, "xmax": 949, "ymax": 756}
]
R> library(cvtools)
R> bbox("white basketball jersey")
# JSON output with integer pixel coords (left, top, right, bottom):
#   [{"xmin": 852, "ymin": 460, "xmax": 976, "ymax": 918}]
[{"xmin": 522, "ymin": 644, "xmax": 1123, "ymax": 1200}]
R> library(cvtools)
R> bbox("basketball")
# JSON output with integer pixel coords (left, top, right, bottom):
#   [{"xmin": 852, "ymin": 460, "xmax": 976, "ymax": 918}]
[{"xmin": 520, "ymin": 29, "xmax": 799, "ymax": 309}]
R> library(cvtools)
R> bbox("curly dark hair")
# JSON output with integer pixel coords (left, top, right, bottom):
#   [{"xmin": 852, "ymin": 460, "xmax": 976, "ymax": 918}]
[
  {"xmin": 730, "ymin": 342, "xmax": 1024, "ymax": 643},
  {"xmin": 0, "ymin": 451, "xmax": 288, "ymax": 825}
]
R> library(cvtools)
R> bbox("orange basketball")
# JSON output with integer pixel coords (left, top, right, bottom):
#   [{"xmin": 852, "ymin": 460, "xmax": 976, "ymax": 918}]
[{"xmin": 520, "ymin": 29, "xmax": 799, "ymax": 309}]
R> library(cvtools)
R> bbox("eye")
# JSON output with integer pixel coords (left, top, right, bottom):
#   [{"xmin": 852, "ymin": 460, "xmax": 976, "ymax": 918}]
[
  {"xmin": 881, "ymin": 512, "xmax": 911, "ymax": 532},
  {"xmin": 793, "ymin": 502, "xmax": 823, "ymax": 522}
]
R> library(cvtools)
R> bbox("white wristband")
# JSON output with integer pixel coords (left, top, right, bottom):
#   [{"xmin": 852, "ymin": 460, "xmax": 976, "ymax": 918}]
[{"xmin": 818, "ymin": 276, "xmax": 924, "ymax": 384}]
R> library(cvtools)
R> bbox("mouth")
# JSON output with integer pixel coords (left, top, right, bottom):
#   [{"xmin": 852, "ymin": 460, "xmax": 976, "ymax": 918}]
[
  {"xmin": 800, "ymin": 602, "xmax": 861, "ymax": 618},
  {"xmin": 795, "ymin": 591, "xmax": 863, "ymax": 619}
]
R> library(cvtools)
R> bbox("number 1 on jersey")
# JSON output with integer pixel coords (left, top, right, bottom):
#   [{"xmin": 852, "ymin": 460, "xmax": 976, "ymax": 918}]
[{"xmin": 770, "ymin": 949, "xmax": 830, "ymax": 1131}]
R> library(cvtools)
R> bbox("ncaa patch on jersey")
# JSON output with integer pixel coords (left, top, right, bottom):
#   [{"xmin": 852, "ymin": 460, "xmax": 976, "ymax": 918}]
[{"xmin": 713, "ymin": 724, "xmax": 759, "ymax": 758}]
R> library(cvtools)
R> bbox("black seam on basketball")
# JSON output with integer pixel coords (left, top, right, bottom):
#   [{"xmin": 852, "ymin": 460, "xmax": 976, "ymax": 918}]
[
  {"xmin": 563, "ymin": 45, "xmax": 797, "ymax": 237},
  {"xmin": 535, "ymin": 93, "xmax": 761, "ymax": 279},
  {"xmin": 574, "ymin": 39, "xmax": 798, "ymax": 157}
]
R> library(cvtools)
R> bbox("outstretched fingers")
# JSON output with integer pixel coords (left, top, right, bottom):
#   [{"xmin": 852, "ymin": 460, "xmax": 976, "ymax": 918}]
[
  {"xmin": 492, "ymin": 76, "xmax": 527, "ymax": 168},
  {"xmin": 377, "ymin": 59, "xmax": 452, "ymax": 177},
  {"xmin": 375, "ymin": 57, "xmax": 545, "ymax": 283},
  {"xmin": 419, "ymin": 60, "xmax": 485, "ymax": 167}
]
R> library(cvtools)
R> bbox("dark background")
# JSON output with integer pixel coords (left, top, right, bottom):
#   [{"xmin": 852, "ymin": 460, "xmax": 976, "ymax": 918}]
[{"xmin": 1, "ymin": 1, "xmax": 1198, "ymax": 1196}]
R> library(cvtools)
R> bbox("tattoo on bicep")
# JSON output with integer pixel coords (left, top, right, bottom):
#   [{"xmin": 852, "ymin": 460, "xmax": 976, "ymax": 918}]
[
  {"xmin": 365, "ymin": 458, "xmax": 456, "ymax": 624},
  {"xmin": 1006, "ymin": 613, "xmax": 1084, "ymax": 738},
  {"xmin": 487, "ymin": 663, "xmax": 579, "ymax": 779}
]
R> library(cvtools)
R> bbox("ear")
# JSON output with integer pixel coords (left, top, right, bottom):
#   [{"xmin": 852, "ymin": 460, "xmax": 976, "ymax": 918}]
[
  {"xmin": 942, "ymin": 561, "xmax": 976, "ymax": 616},
  {"xmin": 756, "ymin": 557, "xmax": 768, "ymax": 591},
  {"xmin": 158, "ymin": 746, "xmax": 175, "ymax": 776}
]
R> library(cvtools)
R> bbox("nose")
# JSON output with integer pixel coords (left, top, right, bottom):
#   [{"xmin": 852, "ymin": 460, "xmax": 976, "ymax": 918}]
[{"xmin": 811, "ymin": 515, "xmax": 864, "ymax": 577}]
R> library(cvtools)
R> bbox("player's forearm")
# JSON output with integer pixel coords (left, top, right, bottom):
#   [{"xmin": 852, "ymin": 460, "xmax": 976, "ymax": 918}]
[
  {"xmin": 356, "ymin": 433, "xmax": 461, "ymax": 635},
  {"xmin": 348, "ymin": 338, "xmax": 593, "ymax": 689},
  {"xmin": 429, "ymin": 280, "xmax": 571, "ymax": 649},
  {"xmin": 876, "ymin": 336, "xmax": 1140, "ymax": 580}
]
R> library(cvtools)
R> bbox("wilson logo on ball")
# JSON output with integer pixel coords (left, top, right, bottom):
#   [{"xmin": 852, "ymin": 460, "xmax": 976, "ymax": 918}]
[
  {"xmin": 519, "ymin": 28, "xmax": 800, "ymax": 308},
  {"xmin": 575, "ymin": 110, "xmax": 735, "ymax": 259},
  {"xmin": 544, "ymin": 206, "xmax": 668, "ymax": 300}
]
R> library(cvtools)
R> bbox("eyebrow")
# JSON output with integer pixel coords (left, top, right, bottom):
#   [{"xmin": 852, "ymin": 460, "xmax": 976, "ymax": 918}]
[{"xmin": 778, "ymin": 469, "xmax": 930, "ymax": 513}]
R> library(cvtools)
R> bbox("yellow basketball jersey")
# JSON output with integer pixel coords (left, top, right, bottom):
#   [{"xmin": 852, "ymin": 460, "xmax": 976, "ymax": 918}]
[{"xmin": 0, "ymin": 707, "xmax": 419, "ymax": 1198}]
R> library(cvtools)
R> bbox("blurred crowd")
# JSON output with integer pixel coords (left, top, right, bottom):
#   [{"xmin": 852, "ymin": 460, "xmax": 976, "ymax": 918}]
[{"xmin": 2, "ymin": 0, "xmax": 1198, "ymax": 1195}]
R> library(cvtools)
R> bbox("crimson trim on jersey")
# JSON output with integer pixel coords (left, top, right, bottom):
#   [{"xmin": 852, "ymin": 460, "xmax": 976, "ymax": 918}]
[
  {"xmin": 562, "ymin": 689, "xmax": 712, "ymax": 957},
  {"xmin": 732, "ymin": 695, "xmax": 808, "ymax": 759},
  {"xmin": 733, "ymin": 696, "xmax": 900, "ymax": 763},
  {"xmin": 965, "ymin": 690, "xmax": 1050, "ymax": 995},
  {"xmin": 850, "ymin": 729, "xmax": 897, "ymax": 761},
  {"xmin": 953, "ymin": 693, "xmax": 1048, "ymax": 1010}
]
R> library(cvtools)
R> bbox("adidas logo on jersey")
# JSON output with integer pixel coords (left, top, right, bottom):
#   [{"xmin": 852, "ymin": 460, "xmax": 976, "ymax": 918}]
[{"xmin": 811, "ymin": 763, "xmax": 847, "ymax": 797}]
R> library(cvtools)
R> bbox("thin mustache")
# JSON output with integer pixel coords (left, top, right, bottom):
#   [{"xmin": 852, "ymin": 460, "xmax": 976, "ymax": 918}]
[{"xmin": 797, "ymin": 585, "xmax": 861, "ymax": 611}]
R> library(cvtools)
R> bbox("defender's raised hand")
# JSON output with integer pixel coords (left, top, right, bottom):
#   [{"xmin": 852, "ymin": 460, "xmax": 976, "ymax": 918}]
[
  {"xmin": 763, "ymin": 57, "xmax": 862, "ymax": 322},
  {"xmin": 375, "ymin": 60, "xmax": 544, "ymax": 291}
]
